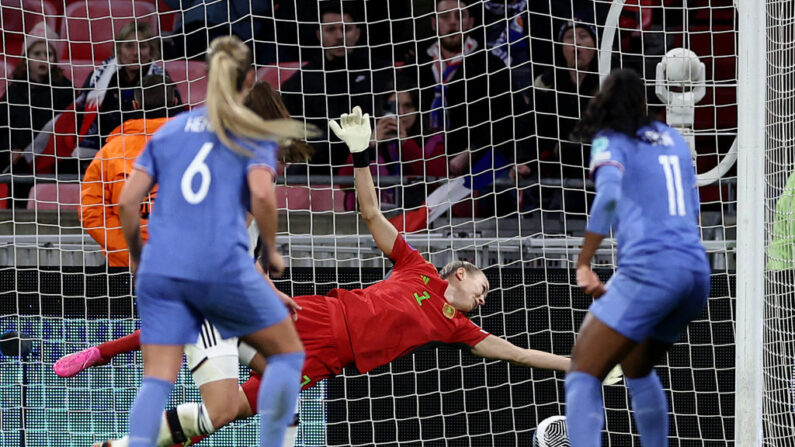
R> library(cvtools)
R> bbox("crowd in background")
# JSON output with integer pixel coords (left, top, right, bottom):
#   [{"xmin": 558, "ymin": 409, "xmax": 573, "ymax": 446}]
[{"xmin": 0, "ymin": 0, "xmax": 681, "ymax": 217}]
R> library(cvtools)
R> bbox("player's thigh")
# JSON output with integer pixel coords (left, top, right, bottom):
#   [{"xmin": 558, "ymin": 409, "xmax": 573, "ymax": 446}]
[
  {"xmin": 141, "ymin": 344, "xmax": 185, "ymax": 382},
  {"xmin": 620, "ymin": 338, "xmax": 672, "ymax": 379},
  {"xmin": 196, "ymin": 269, "xmax": 290, "ymax": 340},
  {"xmin": 198, "ymin": 378, "xmax": 241, "ymax": 426},
  {"xmin": 136, "ymin": 273, "xmax": 203, "ymax": 345},
  {"xmin": 650, "ymin": 268, "xmax": 711, "ymax": 344},
  {"xmin": 570, "ymin": 312, "xmax": 637, "ymax": 380},
  {"xmin": 589, "ymin": 270, "xmax": 685, "ymax": 344},
  {"xmin": 184, "ymin": 321, "xmax": 240, "ymax": 388},
  {"xmin": 241, "ymin": 317, "xmax": 303, "ymax": 358}
]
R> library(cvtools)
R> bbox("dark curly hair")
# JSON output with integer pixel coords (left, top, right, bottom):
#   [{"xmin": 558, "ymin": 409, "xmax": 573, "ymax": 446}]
[{"xmin": 573, "ymin": 68, "xmax": 651, "ymax": 141}]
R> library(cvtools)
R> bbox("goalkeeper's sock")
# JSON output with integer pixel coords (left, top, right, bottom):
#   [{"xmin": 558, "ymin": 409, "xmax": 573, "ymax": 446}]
[
  {"xmin": 156, "ymin": 403, "xmax": 215, "ymax": 447},
  {"xmin": 626, "ymin": 371, "xmax": 668, "ymax": 447},
  {"xmin": 564, "ymin": 371, "xmax": 604, "ymax": 447},
  {"xmin": 167, "ymin": 436, "xmax": 207, "ymax": 447},
  {"xmin": 257, "ymin": 351, "xmax": 305, "ymax": 447},
  {"xmin": 129, "ymin": 377, "xmax": 173, "ymax": 447},
  {"xmin": 241, "ymin": 372, "xmax": 262, "ymax": 413},
  {"xmin": 98, "ymin": 329, "xmax": 141, "ymax": 359}
]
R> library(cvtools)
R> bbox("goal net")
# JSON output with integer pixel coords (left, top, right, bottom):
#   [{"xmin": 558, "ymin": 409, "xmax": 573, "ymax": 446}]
[
  {"xmin": 0, "ymin": 0, "xmax": 742, "ymax": 446},
  {"xmin": 763, "ymin": 0, "xmax": 795, "ymax": 444}
]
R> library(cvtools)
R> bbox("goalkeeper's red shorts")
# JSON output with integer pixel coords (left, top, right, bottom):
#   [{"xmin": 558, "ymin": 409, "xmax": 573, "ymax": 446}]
[{"xmin": 294, "ymin": 295, "xmax": 355, "ymax": 390}]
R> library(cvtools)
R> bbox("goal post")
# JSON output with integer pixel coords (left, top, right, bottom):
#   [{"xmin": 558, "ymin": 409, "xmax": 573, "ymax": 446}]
[{"xmin": 734, "ymin": 0, "xmax": 766, "ymax": 444}]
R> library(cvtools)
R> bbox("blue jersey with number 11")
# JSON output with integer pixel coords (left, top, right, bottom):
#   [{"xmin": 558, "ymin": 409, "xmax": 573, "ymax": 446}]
[
  {"xmin": 590, "ymin": 121, "xmax": 708, "ymax": 273},
  {"xmin": 134, "ymin": 107, "xmax": 278, "ymax": 282}
]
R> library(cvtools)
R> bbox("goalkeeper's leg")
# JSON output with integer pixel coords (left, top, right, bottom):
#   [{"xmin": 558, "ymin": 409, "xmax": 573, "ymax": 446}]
[{"xmin": 54, "ymin": 330, "xmax": 142, "ymax": 378}]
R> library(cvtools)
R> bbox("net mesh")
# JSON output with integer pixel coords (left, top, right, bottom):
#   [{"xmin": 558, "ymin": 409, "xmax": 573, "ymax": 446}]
[
  {"xmin": 763, "ymin": 0, "xmax": 795, "ymax": 444},
  {"xmin": 0, "ymin": 0, "xmax": 743, "ymax": 446}
]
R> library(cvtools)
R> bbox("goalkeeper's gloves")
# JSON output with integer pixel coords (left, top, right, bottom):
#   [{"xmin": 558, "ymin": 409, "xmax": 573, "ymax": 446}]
[
  {"xmin": 328, "ymin": 106, "xmax": 372, "ymax": 167},
  {"xmin": 602, "ymin": 364, "xmax": 624, "ymax": 386}
]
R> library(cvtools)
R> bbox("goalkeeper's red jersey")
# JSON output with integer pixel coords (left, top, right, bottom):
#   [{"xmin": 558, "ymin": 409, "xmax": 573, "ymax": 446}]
[{"xmin": 327, "ymin": 235, "xmax": 490, "ymax": 373}]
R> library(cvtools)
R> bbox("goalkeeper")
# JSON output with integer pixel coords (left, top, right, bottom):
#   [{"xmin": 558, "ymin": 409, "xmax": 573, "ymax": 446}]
[{"xmin": 58, "ymin": 107, "xmax": 621, "ymax": 447}]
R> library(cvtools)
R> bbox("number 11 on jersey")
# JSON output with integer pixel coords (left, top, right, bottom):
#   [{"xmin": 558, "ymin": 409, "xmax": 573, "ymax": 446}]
[{"xmin": 658, "ymin": 154, "xmax": 686, "ymax": 216}]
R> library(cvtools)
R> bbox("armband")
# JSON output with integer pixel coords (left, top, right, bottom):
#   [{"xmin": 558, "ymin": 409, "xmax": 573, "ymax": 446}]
[{"xmin": 353, "ymin": 149, "xmax": 371, "ymax": 168}]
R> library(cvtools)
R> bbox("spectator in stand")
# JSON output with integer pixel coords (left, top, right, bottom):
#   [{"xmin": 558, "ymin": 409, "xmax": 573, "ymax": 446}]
[
  {"xmin": 281, "ymin": 1, "xmax": 391, "ymax": 178},
  {"xmin": 482, "ymin": 0, "xmax": 532, "ymax": 89},
  {"xmin": 414, "ymin": 0, "xmax": 521, "ymax": 216},
  {"xmin": 519, "ymin": 13, "xmax": 600, "ymax": 213},
  {"xmin": 80, "ymin": 75, "xmax": 177, "ymax": 267},
  {"xmin": 0, "ymin": 22, "xmax": 75, "ymax": 202},
  {"xmin": 338, "ymin": 77, "xmax": 446, "ymax": 211},
  {"xmin": 76, "ymin": 21, "xmax": 183, "ymax": 154},
  {"xmin": 161, "ymin": 0, "xmax": 273, "ymax": 61}
]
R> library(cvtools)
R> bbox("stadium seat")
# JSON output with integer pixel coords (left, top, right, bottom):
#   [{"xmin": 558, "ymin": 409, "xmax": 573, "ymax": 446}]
[
  {"xmin": 156, "ymin": 0, "xmax": 179, "ymax": 33},
  {"xmin": 59, "ymin": 0, "xmax": 158, "ymax": 62},
  {"xmin": 59, "ymin": 58, "xmax": 96, "ymax": 87},
  {"xmin": 163, "ymin": 59, "xmax": 207, "ymax": 107},
  {"xmin": 1, "ymin": 0, "xmax": 58, "ymax": 56},
  {"xmin": 26, "ymin": 183, "xmax": 81, "ymax": 211},
  {"xmin": 256, "ymin": 62, "xmax": 305, "ymax": 88},
  {"xmin": 275, "ymin": 185, "xmax": 346, "ymax": 212}
]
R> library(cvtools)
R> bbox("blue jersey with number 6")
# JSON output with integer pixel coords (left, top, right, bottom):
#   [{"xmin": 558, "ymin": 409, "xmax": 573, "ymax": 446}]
[
  {"xmin": 589, "ymin": 121, "xmax": 708, "ymax": 273},
  {"xmin": 134, "ymin": 107, "xmax": 278, "ymax": 282}
]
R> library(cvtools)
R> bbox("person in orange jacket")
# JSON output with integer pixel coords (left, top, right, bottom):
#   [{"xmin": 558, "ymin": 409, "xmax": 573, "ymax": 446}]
[{"xmin": 80, "ymin": 74, "xmax": 178, "ymax": 267}]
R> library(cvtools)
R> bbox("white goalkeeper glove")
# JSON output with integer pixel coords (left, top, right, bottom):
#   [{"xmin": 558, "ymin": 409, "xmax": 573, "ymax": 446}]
[
  {"xmin": 602, "ymin": 364, "xmax": 624, "ymax": 386},
  {"xmin": 328, "ymin": 106, "xmax": 371, "ymax": 153}
]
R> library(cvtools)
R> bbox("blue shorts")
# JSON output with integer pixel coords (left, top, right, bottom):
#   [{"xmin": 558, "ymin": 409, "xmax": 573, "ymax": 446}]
[
  {"xmin": 135, "ymin": 268, "xmax": 289, "ymax": 345},
  {"xmin": 589, "ymin": 267, "xmax": 710, "ymax": 343}
]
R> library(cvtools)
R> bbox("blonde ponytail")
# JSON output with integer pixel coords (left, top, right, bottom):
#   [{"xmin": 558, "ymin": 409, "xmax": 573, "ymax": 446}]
[{"xmin": 205, "ymin": 36, "xmax": 313, "ymax": 156}]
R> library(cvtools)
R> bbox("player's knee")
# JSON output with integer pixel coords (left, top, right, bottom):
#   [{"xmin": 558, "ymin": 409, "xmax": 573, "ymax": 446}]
[{"xmin": 206, "ymin": 402, "xmax": 238, "ymax": 429}]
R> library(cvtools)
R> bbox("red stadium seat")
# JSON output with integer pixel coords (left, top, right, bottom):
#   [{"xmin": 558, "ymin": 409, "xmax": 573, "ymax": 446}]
[
  {"xmin": 1, "ymin": 0, "xmax": 58, "ymax": 56},
  {"xmin": 163, "ymin": 59, "xmax": 207, "ymax": 107},
  {"xmin": 275, "ymin": 185, "xmax": 346, "ymax": 212},
  {"xmin": 256, "ymin": 62, "xmax": 305, "ymax": 88},
  {"xmin": 59, "ymin": 0, "xmax": 158, "ymax": 62},
  {"xmin": 27, "ymin": 183, "xmax": 81, "ymax": 210},
  {"xmin": 59, "ymin": 58, "xmax": 96, "ymax": 87},
  {"xmin": 156, "ymin": 0, "xmax": 179, "ymax": 33}
]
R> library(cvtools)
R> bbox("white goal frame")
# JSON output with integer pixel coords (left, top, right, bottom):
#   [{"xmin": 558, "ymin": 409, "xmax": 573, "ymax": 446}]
[{"xmin": 735, "ymin": 0, "xmax": 765, "ymax": 445}]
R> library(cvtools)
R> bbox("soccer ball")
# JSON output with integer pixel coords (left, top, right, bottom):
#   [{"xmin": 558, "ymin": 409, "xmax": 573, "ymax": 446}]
[{"xmin": 532, "ymin": 415, "xmax": 570, "ymax": 447}]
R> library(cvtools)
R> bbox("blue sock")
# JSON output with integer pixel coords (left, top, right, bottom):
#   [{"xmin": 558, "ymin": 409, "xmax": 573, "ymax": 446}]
[
  {"xmin": 626, "ymin": 371, "xmax": 668, "ymax": 447},
  {"xmin": 565, "ymin": 371, "xmax": 604, "ymax": 447},
  {"xmin": 129, "ymin": 377, "xmax": 173, "ymax": 447},
  {"xmin": 258, "ymin": 351, "xmax": 305, "ymax": 447}
]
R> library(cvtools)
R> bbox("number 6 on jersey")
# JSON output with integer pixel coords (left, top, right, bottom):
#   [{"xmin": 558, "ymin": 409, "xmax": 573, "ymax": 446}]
[{"xmin": 181, "ymin": 142, "xmax": 213, "ymax": 204}]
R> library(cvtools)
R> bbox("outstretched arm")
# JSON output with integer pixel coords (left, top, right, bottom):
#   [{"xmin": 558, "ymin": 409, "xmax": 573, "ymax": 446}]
[
  {"xmin": 354, "ymin": 164, "xmax": 399, "ymax": 257},
  {"xmin": 471, "ymin": 334, "xmax": 570, "ymax": 371},
  {"xmin": 330, "ymin": 106, "xmax": 398, "ymax": 257},
  {"xmin": 471, "ymin": 335, "xmax": 624, "ymax": 384}
]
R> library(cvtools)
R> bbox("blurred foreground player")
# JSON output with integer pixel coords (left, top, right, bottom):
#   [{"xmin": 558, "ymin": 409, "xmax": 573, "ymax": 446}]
[{"xmin": 117, "ymin": 35, "xmax": 307, "ymax": 447}]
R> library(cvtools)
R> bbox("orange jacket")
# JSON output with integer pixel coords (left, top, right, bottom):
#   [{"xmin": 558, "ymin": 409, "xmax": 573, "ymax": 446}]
[{"xmin": 80, "ymin": 118, "xmax": 167, "ymax": 267}]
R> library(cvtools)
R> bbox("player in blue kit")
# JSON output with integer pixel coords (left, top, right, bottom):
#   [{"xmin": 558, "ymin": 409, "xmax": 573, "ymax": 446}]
[
  {"xmin": 565, "ymin": 69, "xmax": 710, "ymax": 447},
  {"xmin": 117, "ymin": 36, "xmax": 309, "ymax": 447}
]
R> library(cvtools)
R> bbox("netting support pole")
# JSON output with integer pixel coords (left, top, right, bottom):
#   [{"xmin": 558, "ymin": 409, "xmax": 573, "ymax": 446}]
[{"xmin": 735, "ymin": 0, "xmax": 766, "ymax": 445}]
